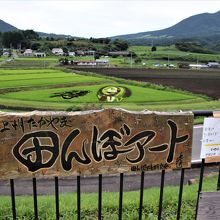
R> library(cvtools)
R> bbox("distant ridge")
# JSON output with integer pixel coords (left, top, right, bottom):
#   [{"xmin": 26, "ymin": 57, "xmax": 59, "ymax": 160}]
[
  {"xmin": 0, "ymin": 19, "xmax": 75, "ymax": 39},
  {"xmin": 0, "ymin": 19, "xmax": 18, "ymax": 32},
  {"xmin": 111, "ymin": 11, "xmax": 220, "ymax": 45},
  {"xmin": 1, "ymin": 11, "xmax": 220, "ymax": 48},
  {"xmin": 37, "ymin": 32, "xmax": 76, "ymax": 39}
]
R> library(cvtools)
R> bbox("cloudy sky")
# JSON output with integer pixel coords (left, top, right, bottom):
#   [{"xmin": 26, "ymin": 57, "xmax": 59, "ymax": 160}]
[{"xmin": 0, "ymin": 0, "xmax": 220, "ymax": 37}]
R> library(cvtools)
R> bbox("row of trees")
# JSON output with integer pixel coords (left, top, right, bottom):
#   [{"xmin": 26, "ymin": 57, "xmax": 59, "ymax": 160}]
[
  {"xmin": 0, "ymin": 30, "xmax": 39, "ymax": 49},
  {"xmin": 0, "ymin": 30, "xmax": 129, "ymax": 55},
  {"xmin": 175, "ymin": 41, "xmax": 214, "ymax": 54}
]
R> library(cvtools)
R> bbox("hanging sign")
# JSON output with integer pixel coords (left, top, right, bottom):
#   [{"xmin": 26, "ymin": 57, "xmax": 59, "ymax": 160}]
[
  {"xmin": 0, "ymin": 109, "xmax": 193, "ymax": 179},
  {"xmin": 200, "ymin": 117, "xmax": 220, "ymax": 163}
]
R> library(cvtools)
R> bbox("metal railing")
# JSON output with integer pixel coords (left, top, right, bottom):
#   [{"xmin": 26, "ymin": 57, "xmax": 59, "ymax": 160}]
[{"xmin": 4, "ymin": 110, "xmax": 220, "ymax": 220}]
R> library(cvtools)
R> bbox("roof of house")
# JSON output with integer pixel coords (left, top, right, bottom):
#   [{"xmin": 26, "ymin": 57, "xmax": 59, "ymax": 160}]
[
  {"xmin": 52, "ymin": 48, "xmax": 63, "ymax": 51},
  {"xmin": 24, "ymin": 49, "xmax": 33, "ymax": 53},
  {"xmin": 207, "ymin": 62, "xmax": 220, "ymax": 65}
]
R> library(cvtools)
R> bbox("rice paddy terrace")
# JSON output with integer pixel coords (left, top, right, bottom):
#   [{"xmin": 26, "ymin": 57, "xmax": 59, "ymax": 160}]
[{"xmin": 0, "ymin": 67, "xmax": 218, "ymax": 112}]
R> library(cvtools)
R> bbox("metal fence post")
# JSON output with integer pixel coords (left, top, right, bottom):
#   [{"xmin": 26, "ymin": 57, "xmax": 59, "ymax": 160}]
[
  {"xmin": 195, "ymin": 158, "xmax": 205, "ymax": 220},
  {"xmin": 119, "ymin": 173, "xmax": 124, "ymax": 220},
  {"xmin": 158, "ymin": 170, "xmax": 165, "ymax": 220},
  {"xmin": 177, "ymin": 168, "xmax": 185, "ymax": 220},
  {"xmin": 10, "ymin": 179, "xmax": 16, "ymax": 220},
  {"xmin": 33, "ymin": 177, "xmax": 38, "ymax": 220},
  {"xmin": 139, "ymin": 171, "xmax": 145, "ymax": 220}
]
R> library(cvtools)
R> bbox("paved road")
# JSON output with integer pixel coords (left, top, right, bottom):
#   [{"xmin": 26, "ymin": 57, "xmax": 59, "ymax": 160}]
[{"xmin": 0, "ymin": 166, "xmax": 218, "ymax": 195}]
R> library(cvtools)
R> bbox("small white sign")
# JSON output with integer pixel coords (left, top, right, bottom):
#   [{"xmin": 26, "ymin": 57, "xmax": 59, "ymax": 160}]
[{"xmin": 200, "ymin": 118, "xmax": 220, "ymax": 159}]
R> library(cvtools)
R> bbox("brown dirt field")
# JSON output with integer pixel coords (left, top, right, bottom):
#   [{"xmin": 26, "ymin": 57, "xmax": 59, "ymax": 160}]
[{"xmin": 72, "ymin": 68, "xmax": 220, "ymax": 99}]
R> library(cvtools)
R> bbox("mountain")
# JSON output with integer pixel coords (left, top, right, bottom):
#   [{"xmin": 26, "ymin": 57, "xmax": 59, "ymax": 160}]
[
  {"xmin": 0, "ymin": 19, "xmax": 75, "ymax": 39},
  {"xmin": 37, "ymin": 32, "xmax": 76, "ymax": 39},
  {"xmin": 0, "ymin": 19, "xmax": 18, "ymax": 32},
  {"xmin": 111, "ymin": 11, "xmax": 220, "ymax": 46}
]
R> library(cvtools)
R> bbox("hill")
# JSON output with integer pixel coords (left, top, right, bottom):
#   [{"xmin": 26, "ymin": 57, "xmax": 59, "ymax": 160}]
[
  {"xmin": 0, "ymin": 19, "xmax": 74, "ymax": 39},
  {"xmin": 36, "ymin": 32, "xmax": 76, "ymax": 39},
  {"xmin": 0, "ymin": 19, "xmax": 18, "ymax": 32},
  {"xmin": 111, "ymin": 11, "xmax": 220, "ymax": 47}
]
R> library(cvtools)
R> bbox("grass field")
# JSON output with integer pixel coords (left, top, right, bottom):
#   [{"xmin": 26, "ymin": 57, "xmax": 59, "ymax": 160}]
[
  {"xmin": 0, "ymin": 173, "xmax": 218, "ymax": 219},
  {"xmin": 0, "ymin": 67, "xmax": 211, "ymax": 111},
  {"xmin": 129, "ymin": 45, "xmax": 220, "ymax": 61},
  {"xmin": 0, "ymin": 72, "xmax": 107, "ymax": 89},
  {"xmin": 0, "ymin": 58, "xmax": 58, "ymax": 69},
  {"xmin": 0, "ymin": 57, "xmax": 7, "ymax": 61}
]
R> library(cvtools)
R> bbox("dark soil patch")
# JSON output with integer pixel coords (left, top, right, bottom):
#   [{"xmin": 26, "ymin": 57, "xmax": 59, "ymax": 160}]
[{"xmin": 73, "ymin": 68, "xmax": 220, "ymax": 99}]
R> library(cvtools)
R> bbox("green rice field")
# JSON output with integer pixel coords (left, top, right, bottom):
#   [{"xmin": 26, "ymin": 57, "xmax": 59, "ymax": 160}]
[
  {"xmin": 0, "ymin": 58, "xmax": 58, "ymax": 69},
  {"xmin": 0, "ymin": 67, "xmax": 217, "ymax": 112}
]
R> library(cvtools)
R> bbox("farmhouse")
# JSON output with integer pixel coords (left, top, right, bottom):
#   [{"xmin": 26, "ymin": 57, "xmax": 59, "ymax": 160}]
[
  {"xmin": 76, "ymin": 50, "xmax": 85, "ymax": 56},
  {"xmin": 189, "ymin": 64, "xmax": 208, "ymax": 70},
  {"xmin": 23, "ymin": 49, "xmax": 33, "ymax": 56},
  {"xmin": 34, "ymin": 52, "xmax": 46, "ymax": 58},
  {"xmin": 64, "ymin": 59, "xmax": 109, "ymax": 66},
  {"xmin": 178, "ymin": 63, "xmax": 190, "ymax": 69},
  {"xmin": 85, "ymin": 50, "xmax": 95, "ymax": 55},
  {"xmin": 77, "ymin": 60, "xmax": 96, "ymax": 66},
  {"xmin": 207, "ymin": 62, "xmax": 220, "ymax": 68},
  {"xmin": 96, "ymin": 59, "xmax": 109, "ymax": 66},
  {"xmin": 52, "ymin": 48, "xmax": 64, "ymax": 55},
  {"xmin": 2, "ymin": 51, "xmax": 10, "ymax": 56},
  {"xmin": 68, "ymin": 52, "xmax": 75, "ymax": 56}
]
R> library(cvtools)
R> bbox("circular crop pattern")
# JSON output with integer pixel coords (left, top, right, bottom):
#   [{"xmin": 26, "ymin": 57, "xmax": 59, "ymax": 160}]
[{"xmin": 97, "ymin": 86, "xmax": 131, "ymax": 102}]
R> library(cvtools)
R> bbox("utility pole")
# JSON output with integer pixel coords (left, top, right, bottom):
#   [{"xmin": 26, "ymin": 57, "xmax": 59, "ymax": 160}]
[
  {"xmin": 93, "ymin": 51, "xmax": 95, "ymax": 68},
  {"xmin": 151, "ymin": 39, "xmax": 154, "ymax": 47},
  {"xmin": 130, "ymin": 52, "xmax": 132, "ymax": 68}
]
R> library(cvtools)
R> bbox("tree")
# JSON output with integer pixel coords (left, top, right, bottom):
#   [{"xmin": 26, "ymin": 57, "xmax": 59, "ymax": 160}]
[
  {"xmin": 134, "ymin": 57, "xmax": 142, "ymax": 64},
  {"xmin": 31, "ymin": 42, "xmax": 41, "ymax": 50},
  {"xmin": 39, "ymin": 43, "xmax": 51, "ymax": 54},
  {"xmin": 2, "ymin": 31, "xmax": 25, "ymax": 48},
  {"xmin": 89, "ymin": 37, "xmax": 111, "ymax": 44},
  {"xmin": 94, "ymin": 53, "xmax": 101, "ymax": 60},
  {"xmin": 151, "ymin": 46, "xmax": 157, "ymax": 52},
  {"xmin": 175, "ymin": 41, "xmax": 213, "ymax": 54},
  {"xmin": 22, "ymin": 30, "xmax": 39, "ymax": 40},
  {"xmin": 113, "ymin": 39, "xmax": 129, "ymax": 51},
  {"xmin": 62, "ymin": 47, "xmax": 68, "ymax": 55}
]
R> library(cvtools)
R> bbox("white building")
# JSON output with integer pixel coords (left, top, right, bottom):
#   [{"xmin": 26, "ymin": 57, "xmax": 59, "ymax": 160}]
[
  {"xmin": 68, "ymin": 52, "xmax": 75, "ymax": 56},
  {"xmin": 207, "ymin": 62, "xmax": 220, "ymax": 68},
  {"xmin": 189, "ymin": 64, "xmax": 208, "ymax": 70},
  {"xmin": 23, "ymin": 49, "xmax": 33, "ymax": 56},
  {"xmin": 95, "ymin": 59, "xmax": 109, "ymax": 66},
  {"xmin": 52, "ymin": 48, "xmax": 64, "ymax": 55},
  {"xmin": 35, "ymin": 52, "xmax": 46, "ymax": 58},
  {"xmin": 77, "ymin": 61, "xmax": 96, "ymax": 66},
  {"xmin": 3, "ymin": 52, "xmax": 10, "ymax": 56}
]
